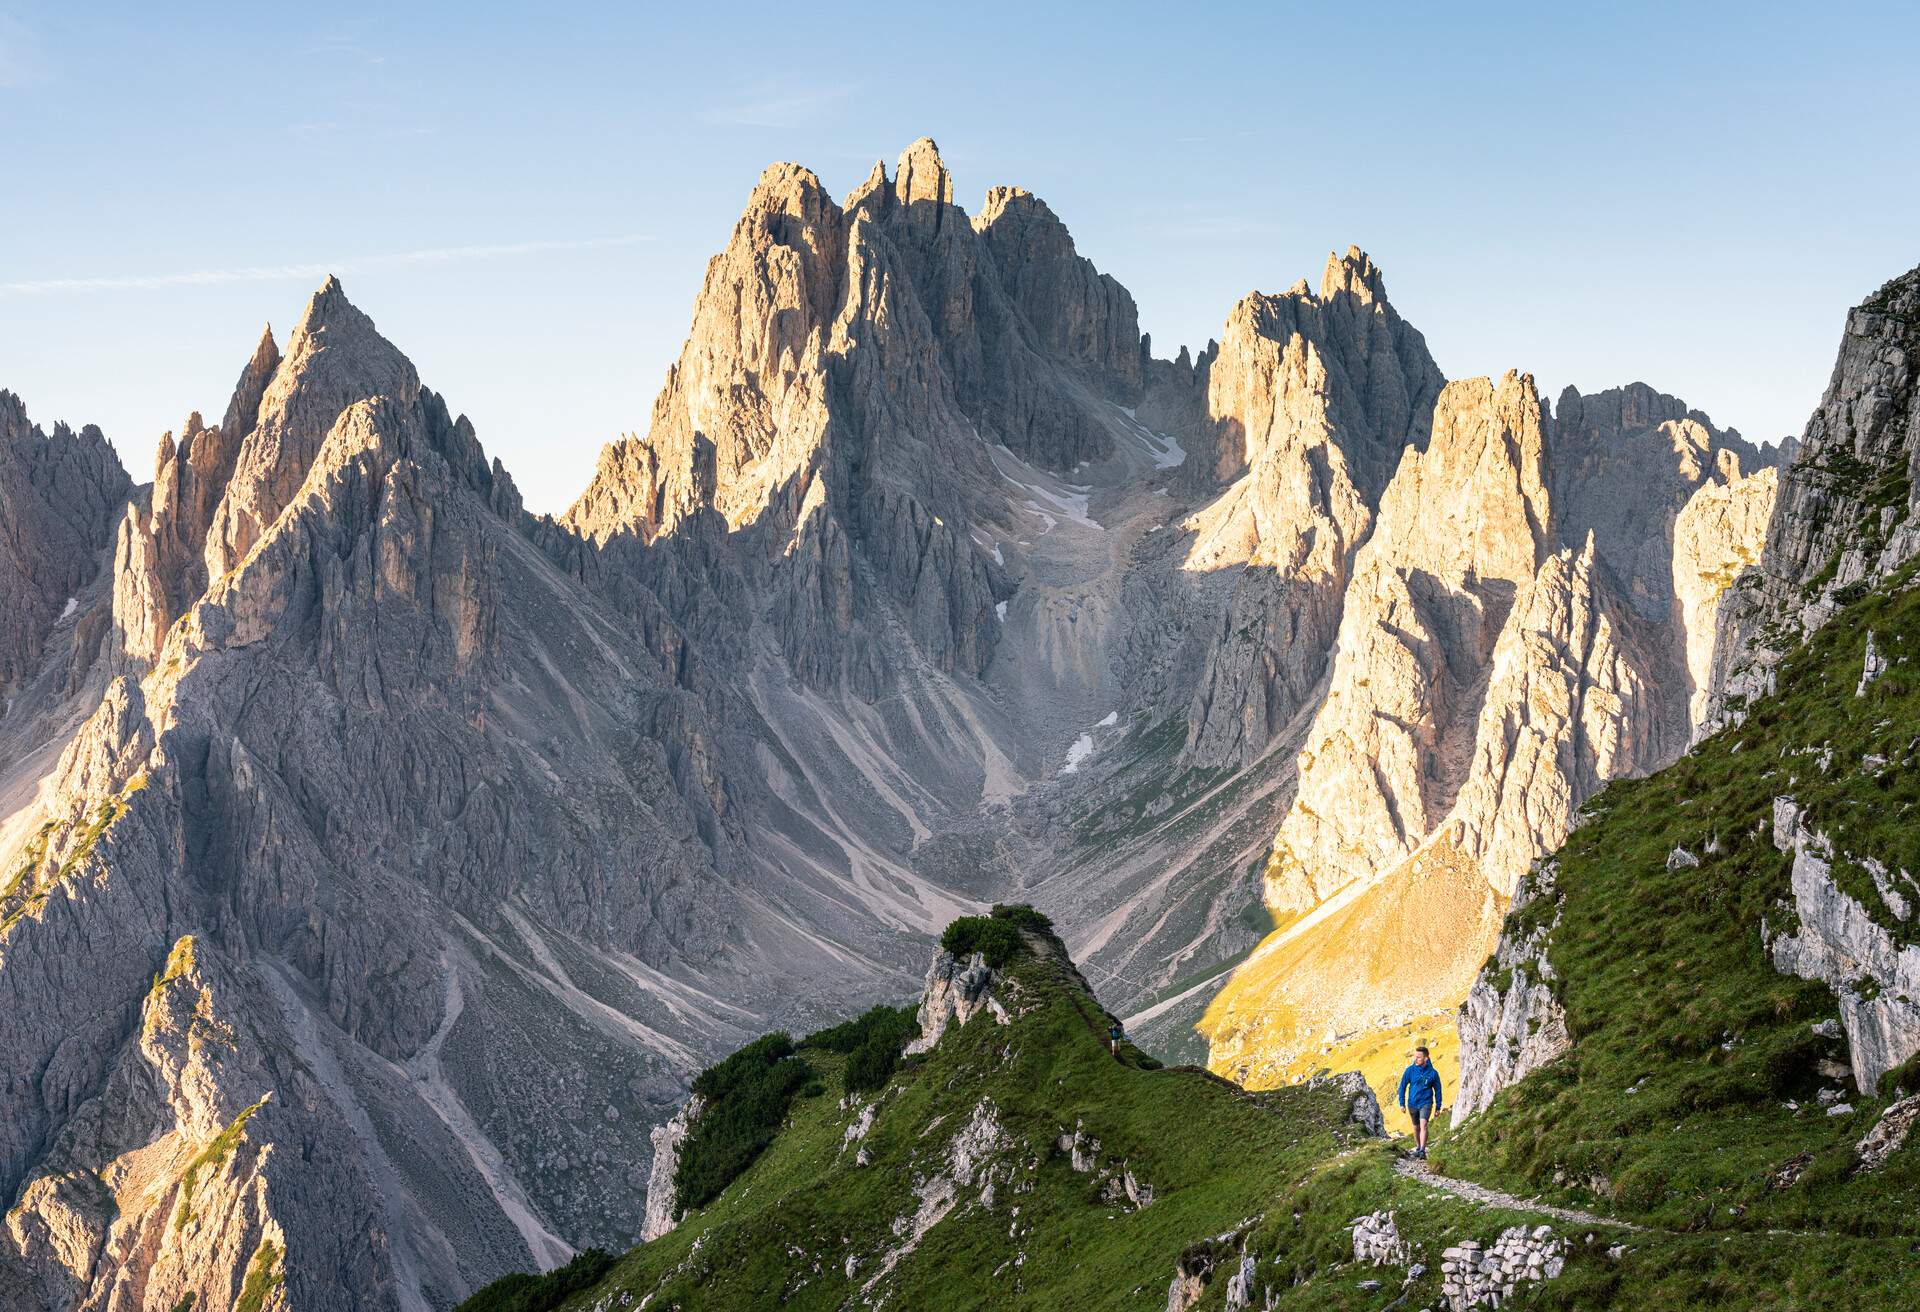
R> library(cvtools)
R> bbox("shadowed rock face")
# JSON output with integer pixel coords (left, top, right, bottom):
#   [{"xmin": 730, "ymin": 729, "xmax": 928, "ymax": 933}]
[
  {"xmin": 0, "ymin": 392, "xmax": 130, "ymax": 692},
  {"xmin": 1706, "ymin": 263, "xmax": 1920, "ymax": 731},
  {"xmin": 0, "ymin": 140, "xmax": 1790, "ymax": 1310}
]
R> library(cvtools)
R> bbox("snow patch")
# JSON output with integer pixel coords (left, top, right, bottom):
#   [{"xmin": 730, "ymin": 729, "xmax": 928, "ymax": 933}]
[
  {"xmin": 58, "ymin": 596, "xmax": 77, "ymax": 621},
  {"xmin": 1095, "ymin": 711, "xmax": 1118, "ymax": 728},
  {"xmin": 1059, "ymin": 734, "xmax": 1095, "ymax": 776},
  {"xmin": 995, "ymin": 601, "xmax": 1008, "ymax": 621},
  {"xmin": 1113, "ymin": 405, "xmax": 1186, "ymax": 470}
]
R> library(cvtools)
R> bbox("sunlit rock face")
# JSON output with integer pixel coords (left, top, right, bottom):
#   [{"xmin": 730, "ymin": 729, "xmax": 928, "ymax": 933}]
[
  {"xmin": 1706, "ymin": 263, "xmax": 1920, "ymax": 733},
  {"xmin": 1200, "ymin": 369, "xmax": 1766, "ymax": 1090},
  {"xmin": 1175, "ymin": 248, "xmax": 1445, "ymax": 771}
]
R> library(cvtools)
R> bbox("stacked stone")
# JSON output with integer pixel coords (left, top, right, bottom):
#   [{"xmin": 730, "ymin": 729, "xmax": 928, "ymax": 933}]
[
  {"xmin": 1439, "ymin": 1225, "xmax": 1567, "ymax": 1308},
  {"xmin": 1349, "ymin": 1209, "xmax": 1411, "ymax": 1266}
]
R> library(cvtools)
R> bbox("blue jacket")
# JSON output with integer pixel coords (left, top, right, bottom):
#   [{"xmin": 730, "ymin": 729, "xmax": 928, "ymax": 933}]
[{"xmin": 1397, "ymin": 1062, "xmax": 1442, "ymax": 1110}]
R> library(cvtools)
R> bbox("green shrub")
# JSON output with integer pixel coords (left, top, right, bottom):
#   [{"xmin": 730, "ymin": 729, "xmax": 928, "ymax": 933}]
[
  {"xmin": 939, "ymin": 904, "xmax": 1057, "ymax": 968},
  {"xmin": 454, "ymin": 1248, "xmax": 617, "ymax": 1312},
  {"xmin": 803, "ymin": 1004, "xmax": 921, "ymax": 1095},
  {"xmin": 941, "ymin": 916, "xmax": 1024, "ymax": 967},
  {"xmin": 1880, "ymin": 1049, "xmax": 1920, "ymax": 1099},
  {"xmin": 677, "ymin": 1034, "xmax": 814, "ymax": 1210},
  {"xmin": 988, "ymin": 903, "xmax": 1055, "ymax": 935}
]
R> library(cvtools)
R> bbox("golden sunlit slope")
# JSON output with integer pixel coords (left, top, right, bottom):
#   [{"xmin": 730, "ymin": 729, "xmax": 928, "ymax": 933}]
[{"xmin": 1200, "ymin": 838, "xmax": 1503, "ymax": 1092}]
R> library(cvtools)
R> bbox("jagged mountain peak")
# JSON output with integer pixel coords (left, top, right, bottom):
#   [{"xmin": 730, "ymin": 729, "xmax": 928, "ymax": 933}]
[
  {"xmin": 288, "ymin": 275, "xmax": 390, "ymax": 358},
  {"xmin": 221, "ymin": 322, "xmax": 281, "ymax": 438},
  {"xmin": 893, "ymin": 134, "xmax": 953, "ymax": 207},
  {"xmin": 844, "ymin": 157, "xmax": 888, "ymax": 210},
  {"xmin": 745, "ymin": 159, "xmax": 835, "ymax": 216},
  {"xmin": 1320, "ymin": 243, "xmax": 1389, "ymax": 304},
  {"xmin": 202, "ymin": 275, "xmax": 420, "ymax": 575}
]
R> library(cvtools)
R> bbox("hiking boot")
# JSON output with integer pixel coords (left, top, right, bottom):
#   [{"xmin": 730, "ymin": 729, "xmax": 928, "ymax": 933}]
[{"xmin": 1415, "ymin": 1147, "xmax": 1427, "ymax": 1160}]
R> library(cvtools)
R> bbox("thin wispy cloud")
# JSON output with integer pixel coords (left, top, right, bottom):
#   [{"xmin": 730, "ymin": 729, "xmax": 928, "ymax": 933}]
[
  {"xmin": 307, "ymin": 37, "xmax": 387, "ymax": 66},
  {"xmin": 0, "ymin": 234, "xmax": 652, "ymax": 299},
  {"xmin": 0, "ymin": 15, "xmax": 49, "ymax": 89},
  {"xmin": 702, "ymin": 81, "xmax": 856, "ymax": 129}
]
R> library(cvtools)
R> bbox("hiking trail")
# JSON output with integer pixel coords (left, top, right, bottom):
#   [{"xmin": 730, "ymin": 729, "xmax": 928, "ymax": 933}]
[{"xmin": 1393, "ymin": 1158, "xmax": 1646, "ymax": 1231}]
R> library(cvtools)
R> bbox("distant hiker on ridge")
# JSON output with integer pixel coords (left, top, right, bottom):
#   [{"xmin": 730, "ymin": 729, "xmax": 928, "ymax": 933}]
[
  {"xmin": 1109, "ymin": 1020, "xmax": 1125, "ymax": 1056},
  {"xmin": 1396, "ymin": 1046, "xmax": 1442, "ymax": 1159}
]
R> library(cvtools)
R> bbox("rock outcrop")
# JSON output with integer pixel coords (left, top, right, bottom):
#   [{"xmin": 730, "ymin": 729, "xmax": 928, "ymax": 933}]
[
  {"xmin": 906, "ymin": 950, "xmax": 1000, "ymax": 1055},
  {"xmin": 1707, "ymin": 264, "xmax": 1920, "ymax": 728},
  {"xmin": 642, "ymin": 1095, "xmax": 703, "ymax": 1243},
  {"xmin": 0, "ymin": 392, "xmax": 130, "ymax": 692},
  {"xmin": 1454, "ymin": 861, "xmax": 1571, "ymax": 1119},
  {"xmin": 1768, "ymin": 797, "xmax": 1920, "ymax": 1092},
  {"xmin": 1440, "ymin": 1226, "xmax": 1568, "ymax": 1310}
]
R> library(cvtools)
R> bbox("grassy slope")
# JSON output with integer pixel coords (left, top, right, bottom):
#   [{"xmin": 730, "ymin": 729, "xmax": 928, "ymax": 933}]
[
  {"xmin": 1438, "ymin": 564, "xmax": 1920, "ymax": 1301},
  {"xmin": 531, "ymin": 940, "xmax": 1580, "ymax": 1312}
]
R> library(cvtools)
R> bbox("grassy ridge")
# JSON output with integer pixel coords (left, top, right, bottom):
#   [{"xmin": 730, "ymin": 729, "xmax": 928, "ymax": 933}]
[{"xmin": 1442, "ymin": 565, "xmax": 1920, "ymax": 1249}]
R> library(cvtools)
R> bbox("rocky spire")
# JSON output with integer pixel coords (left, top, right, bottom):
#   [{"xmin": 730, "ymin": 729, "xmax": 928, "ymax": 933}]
[
  {"xmin": 893, "ymin": 136, "xmax": 954, "ymax": 208},
  {"xmin": 0, "ymin": 393, "xmax": 130, "ymax": 691},
  {"xmin": 1177, "ymin": 250, "xmax": 1445, "ymax": 768},
  {"xmin": 202, "ymin": 277, "xmax": 419, "ymax": 577},
  {"xmin": 221, "ymin": 323, "xmax": 281, "ymax": 439},
  {"xmin": 974, "ymin": 185, "xmax": 1142, "ymax": 401}
]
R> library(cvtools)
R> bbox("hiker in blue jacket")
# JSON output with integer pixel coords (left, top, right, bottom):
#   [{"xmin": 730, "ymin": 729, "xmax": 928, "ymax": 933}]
[{"xmin": 1396, "ymin": 1046, "xmax": 1442, "ymax": 1159}]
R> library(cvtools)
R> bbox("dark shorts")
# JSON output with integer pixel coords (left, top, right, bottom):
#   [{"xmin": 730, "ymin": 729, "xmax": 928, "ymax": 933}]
[{"xmin": 1406, "ymin": 1103, "xmax": 1437, "ymax": 1122}]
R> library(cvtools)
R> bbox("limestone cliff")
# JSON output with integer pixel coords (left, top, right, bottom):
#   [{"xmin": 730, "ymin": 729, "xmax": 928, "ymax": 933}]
[
  {"xmin": 1200, "ymin": 369, "xmax": 1749, "ymax": 1088},
  {"xmin": 1176, "ymin": 249, "xmax": 1444, "ymax": 770},
  {"xmin": 0, "ymin": 392, "xmax": 130, "ymax": 694},
  {"xmin": 1706, "ymin": 263, "xmax": 1920, "ymax": 728}
]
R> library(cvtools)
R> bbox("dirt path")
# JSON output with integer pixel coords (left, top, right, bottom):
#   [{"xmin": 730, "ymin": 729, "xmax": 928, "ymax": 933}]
[{"xmin": 1393, "ymin": 1158, "xmax": 1645, "ymax": 1231}]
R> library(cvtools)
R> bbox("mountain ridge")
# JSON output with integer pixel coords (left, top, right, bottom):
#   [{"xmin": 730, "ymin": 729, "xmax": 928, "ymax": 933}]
[{"xmin": 0, "ymin": 139, "xmax": 1851, "ymax": 1310}]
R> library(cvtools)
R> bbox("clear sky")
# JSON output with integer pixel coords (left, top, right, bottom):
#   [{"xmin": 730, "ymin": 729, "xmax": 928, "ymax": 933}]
[{"xmin": 3, "ymin": 2, "xmax": 1916, "ymax": 513}]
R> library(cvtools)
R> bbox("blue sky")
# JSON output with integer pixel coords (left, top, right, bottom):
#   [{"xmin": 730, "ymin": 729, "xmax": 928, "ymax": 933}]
[{"xmin": 3, "ymin": 2, "xmax": 1916, "ymax": 512}]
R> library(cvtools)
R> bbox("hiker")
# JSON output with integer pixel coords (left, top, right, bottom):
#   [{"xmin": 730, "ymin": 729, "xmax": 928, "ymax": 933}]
[
  {"xmin": 1396, "ymin": 1046, "xmax": 1442, "ymax": 1159},
  {"xmin": 1108, "ymin": 1020, "xmax": 1124, "ymax": 1055}
]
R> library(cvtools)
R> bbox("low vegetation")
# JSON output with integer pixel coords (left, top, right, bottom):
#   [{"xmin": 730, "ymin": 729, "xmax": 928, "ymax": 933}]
[
  {"xmin": 1443, "ymin": 563, "xmax": 1920, "ymax": 1258},
  {"xmin": 233, "ymin": 1239, "xmax": 284, "ymax": 1312},
  {"xmin": 673, "ymin": 1033, "xmax": 818, "ymax": 1211},
  {"xmin": 451, "ymin": 1249, "xmax": 615, "ymax": 1312},
  {"xmin": 939, "ymin": 902, "xmax": 1058, "ymax": 967},
  {"xmin": 802, "ymin": 1003, "xmax": 919, "ymax": 1095},
  {"xmin": 173, "ymin": 1096, "xmax": 268, "ymax": 1233}
]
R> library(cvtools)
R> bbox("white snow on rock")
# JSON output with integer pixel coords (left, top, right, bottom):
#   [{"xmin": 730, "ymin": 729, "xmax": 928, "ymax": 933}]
[{"xmin": 1059, "ymin": 734, "xmax": 1095, "ymax": 775}]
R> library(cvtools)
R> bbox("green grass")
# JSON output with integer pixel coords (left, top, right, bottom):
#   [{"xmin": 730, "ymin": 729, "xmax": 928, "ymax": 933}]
[
  {"xmin": 460, "ymin": 873, "xmax": 1920, "ymax": 1310},
  {"xmin": 674, "ymin": 1033, "xmax": 817, "ymax": 1211},
  {"xmin": 233, "ymin": 1239, "xmax": 283, "ymax": 1312},
  {"xmin": 173, "ymin": 1097, "xmax": 268, "ymax": 1233},
  {"xmin": 1444, "ymin": 564, "xmax": 1920, "ymax": 1254},
  {"xmin": 801, "ymin": 1003, "xmax": 919, "ymax": 1095},
  {"xmin": 536, "ymin": 943, "xmax": 1395, "ymax": 1310}
]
